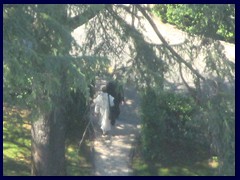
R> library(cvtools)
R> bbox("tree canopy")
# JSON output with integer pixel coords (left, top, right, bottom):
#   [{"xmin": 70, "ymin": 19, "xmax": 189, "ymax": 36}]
[
  {"xmin": 4, "ymin": 4, "xmax": 109, "ymax": 113},
  {"xmin": 3, "ymin": 4, "xmax": 235, "ymax": 176},
  {"xmin": 152, "ymin": 4, "xmax": 235, "ymax": 43}
]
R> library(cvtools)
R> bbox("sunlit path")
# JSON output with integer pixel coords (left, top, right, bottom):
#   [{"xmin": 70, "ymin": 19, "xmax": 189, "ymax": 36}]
[{"xmin": 92, "ymin": 84, "xmax": 141, "ymax": 176}]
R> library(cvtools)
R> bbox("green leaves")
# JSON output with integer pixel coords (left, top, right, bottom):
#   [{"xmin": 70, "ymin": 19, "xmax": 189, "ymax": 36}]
[
  {"xmin": 152, "ymin": 4, "xmax": 235, "ymax": 43},
  {"xmin": 3, "ymin": 5, "xmax": 110, "ymax": 114},
  {"xmin": 140, "ymin": 84, "xmax": 235, "ymax": 175},
  {"xmin": 140, "ymin": 88, "xmax": 199, "ymax": 161}
]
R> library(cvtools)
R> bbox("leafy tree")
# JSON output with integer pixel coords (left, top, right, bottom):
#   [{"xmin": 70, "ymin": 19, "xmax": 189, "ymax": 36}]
[{"xmin": 152, "ymin": 4, "xmax": 235, "ymax": 43}]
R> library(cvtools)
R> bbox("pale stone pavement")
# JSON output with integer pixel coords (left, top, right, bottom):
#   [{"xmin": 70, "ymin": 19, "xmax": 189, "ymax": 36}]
[{"xmin": 92, "ymin": 84, "xmax": 141, "ymax": 176}]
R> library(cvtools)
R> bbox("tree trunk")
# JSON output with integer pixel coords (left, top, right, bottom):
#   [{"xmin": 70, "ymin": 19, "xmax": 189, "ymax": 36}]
[
  {"xmin": 31, "ymin": 61, "xmax": 68, "ymax": 176},
  {"xmin": 31, "ymin": 107, "xmax": 66, "ymax": 176},
  {"xmin": 31, "ymin": 113, "xmax": 51, "ymax": 175}
]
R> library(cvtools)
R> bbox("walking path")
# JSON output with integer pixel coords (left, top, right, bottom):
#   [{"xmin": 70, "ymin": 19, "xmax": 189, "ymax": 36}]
[
  {"xmin": 91, "ymin": 83, "xmax": 141, "ymax": 176},
  {"xmin": 81, "ymin": 12, "xmax": 235, "ymax": 176}
]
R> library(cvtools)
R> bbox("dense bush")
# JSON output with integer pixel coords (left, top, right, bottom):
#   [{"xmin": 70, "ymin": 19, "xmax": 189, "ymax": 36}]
[
  {"xmin": 65, "ymin": 89, "xmax": 89, "ymax": 143},
  {"xmin": 152, "ymin": 4, "xmax": 235, "ymax": 43},
  {"xmin": 201, "ymin": 90, "xmax": 235, "ymax": 175},
  {"xmin": 140, "ymin": 85, "xmax": 235, "ymax": 175},
  {"xmin": 140, "ymin": 88, "xmax": 201, "ymax": 160}
]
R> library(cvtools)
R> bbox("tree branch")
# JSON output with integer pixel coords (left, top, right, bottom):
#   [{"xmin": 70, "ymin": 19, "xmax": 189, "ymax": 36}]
[
  {"xmin": 135, "ymin": 4, "xmax": 205, "ymax": 81},
  {"xmin": 68, "ymin": 5, "xmax": 109, "ymax": 30}
]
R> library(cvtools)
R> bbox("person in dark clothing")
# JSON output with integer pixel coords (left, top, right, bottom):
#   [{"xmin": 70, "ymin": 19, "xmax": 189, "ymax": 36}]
[{"xmin": 102, "ymin": 80, "xmax": 124, "ymax": 125}]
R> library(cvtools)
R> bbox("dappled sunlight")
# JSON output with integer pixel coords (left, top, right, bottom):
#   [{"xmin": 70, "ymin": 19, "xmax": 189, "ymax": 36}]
[
  {"xmin": 208, "ymin": 157, "xmax": 219, "ymax": 169},
  {"xmin": 115, "ymin": 124, "xmax": 125, "ymax": 130},
  {"xmin": 3, "ymin": 104, "xmax": 31, "ymax": 176},
  {"xmin": 22, "ymin": 124, "xmax": 31, "ymax": 130},
  {"xmin": 111, "ymin": 123, "xmax": 139, "ymax": 137},
  {"xmin": 3, "ymin": 104, "xmax": 30, "ymax": 118},
  {"xmin": 4, "ymin": 143, "xmax": 20, "ymax": 159},
  {"xmin": 66, "ymin": 144, "xmax": 93, "ymax": 175},
  {"xmin": 159, "ymin": 167, "xmax": 169, "ymax": 175},
  {"xmin": 133, "ymin": 160, "xmax": 218, "ymax": 176},
  {"xmin": 67, "ymin": 146, "xmax": 75, "ymax": 153},
  {"xmin": 131, "ymin": 137, "xmax": 219, "ymax": 176},
  {"xmin": 125, "ymin": 99, "xmax": 133, "ymax": 105},
  {"xmin": 3, "ymin": 143, "xmax": 31, "ymax": 175},
  {"xmin": 19, "ymin": 110, "xmax": 31, "ymax": 118}
]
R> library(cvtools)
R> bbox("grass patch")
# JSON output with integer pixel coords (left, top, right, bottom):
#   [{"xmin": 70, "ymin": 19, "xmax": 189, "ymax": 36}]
[
  {"xmin": 3, "ymin": 105, "xmax": 31, "ymax": 176},
  {"xmin": 131, "ymin": 138, "xmax": 219, "ymax": 176},
  {"xmin": 66, "ymin": 141, "xmax": 93, "ymax": 176},
  {"xmin": 3, "ymin": 104, "xmax": 93, "ymax": 176}
]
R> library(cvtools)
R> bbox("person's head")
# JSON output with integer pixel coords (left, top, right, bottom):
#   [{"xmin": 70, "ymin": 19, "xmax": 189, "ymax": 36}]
[
  {"xmin": 108, "ymin": 66, "xmax": 114, "ymax": 74},
  {"xmin": 101, "ymin": 85, "xmax": 107, "ymax": 93}
]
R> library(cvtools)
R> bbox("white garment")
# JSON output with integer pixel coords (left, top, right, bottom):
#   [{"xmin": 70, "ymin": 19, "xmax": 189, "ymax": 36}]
[{"xmin": 93, "ymin": 92, "xmax": 114, "ymax": 133}]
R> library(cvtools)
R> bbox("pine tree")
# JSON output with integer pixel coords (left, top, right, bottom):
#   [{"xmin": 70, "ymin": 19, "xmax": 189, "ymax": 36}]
[
  {"xmin": 4, "ymin": 4, "xmax": 235, "ymax": 175},
  {"xmin": 4, "ymin": 4, "xmax": 108, "ymax": 175}
]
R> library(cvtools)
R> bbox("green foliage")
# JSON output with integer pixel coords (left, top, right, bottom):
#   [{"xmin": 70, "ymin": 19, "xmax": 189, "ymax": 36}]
[
  {"xmin": 3, "ymin": 4, "xmax": 109, "ymax": 114},
  {"xmin": 139, "ymin": 84, "xmax": 235, "ymax": 175},
  {"xmin": 3, "ymin": 5, "xmax": 109, "ymax": 175},
  {"xmin": 131, "ymin": 137, "xmax": 218, "ymax": 176},
  {"xmin": 140, "ymin": 88, "xmax": 200, "ymax": 161},
  {"xmin": 3, "ymin": 105, "xmax": 32, "ymax": 176},
  {"xmin": 3, "ymin": 104, "xmax": 92, "ymax": 176},
  {"xmin": 152, "ymin": 4, "xmax": 235, "ymax": 43},
  {"xmin": 65, "ymin": 89, "xmax": 88, "ymax": 143},
  {"xmin": 66, "ymin": 144, "xmax": 93, "ymax": 176},
  {"xmin": 200, "ymin": 90, "xmax": 235, "ymax": 175}
]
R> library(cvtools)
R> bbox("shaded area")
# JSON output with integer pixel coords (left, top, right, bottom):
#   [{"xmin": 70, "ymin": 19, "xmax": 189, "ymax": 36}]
[
  {"xmin": 66, "ymin": 143, "xmax": 93, "ymax": 176},
  {"xmin": 3, "ymin": 157, "xmax": 31, "ymax": 176},
  {"xmin": 3, "ymin": 104, "xmax": 93, "ymax": 176},
  {"xmin": 131, "ymin": 138, "xmax": 219, "ymax": 176},
  {"xmin": 3, "ymin": 104, "xmax": 31, "ymax": 176}
]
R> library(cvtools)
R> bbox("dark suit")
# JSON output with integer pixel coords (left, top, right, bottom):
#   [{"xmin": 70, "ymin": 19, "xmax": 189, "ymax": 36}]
[{"xmin": 103, "ymin": 81, "xmax": 124, "ymax": 125}]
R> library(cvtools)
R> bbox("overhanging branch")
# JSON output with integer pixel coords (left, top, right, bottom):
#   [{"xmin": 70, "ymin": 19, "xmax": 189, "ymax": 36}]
[
  {"xmin": 135, "ymin": 4, "xmax": 205, "ymax": 81},
  {"xmin": 68, "ymin": 5, "xmax": 110, "ymax": 30}
]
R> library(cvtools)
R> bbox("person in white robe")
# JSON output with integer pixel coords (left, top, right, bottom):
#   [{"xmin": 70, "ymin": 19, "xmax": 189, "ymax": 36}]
[{"xmin": 93, "ymin": 92, "xmax": 114, "ymax": 135}]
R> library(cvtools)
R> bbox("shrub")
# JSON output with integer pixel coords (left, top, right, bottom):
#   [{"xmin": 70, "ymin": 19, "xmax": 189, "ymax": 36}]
[
  {"xmin": 140, "ymin": 88, "xmax": 200, "ymax": 160},
  {"xmin": 140, "ymin": 85, "xmax": 235, "ymax": 175},
  {"xmin": 152, "ymin": 4, "xmax": 235, "ymax": 43}
]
